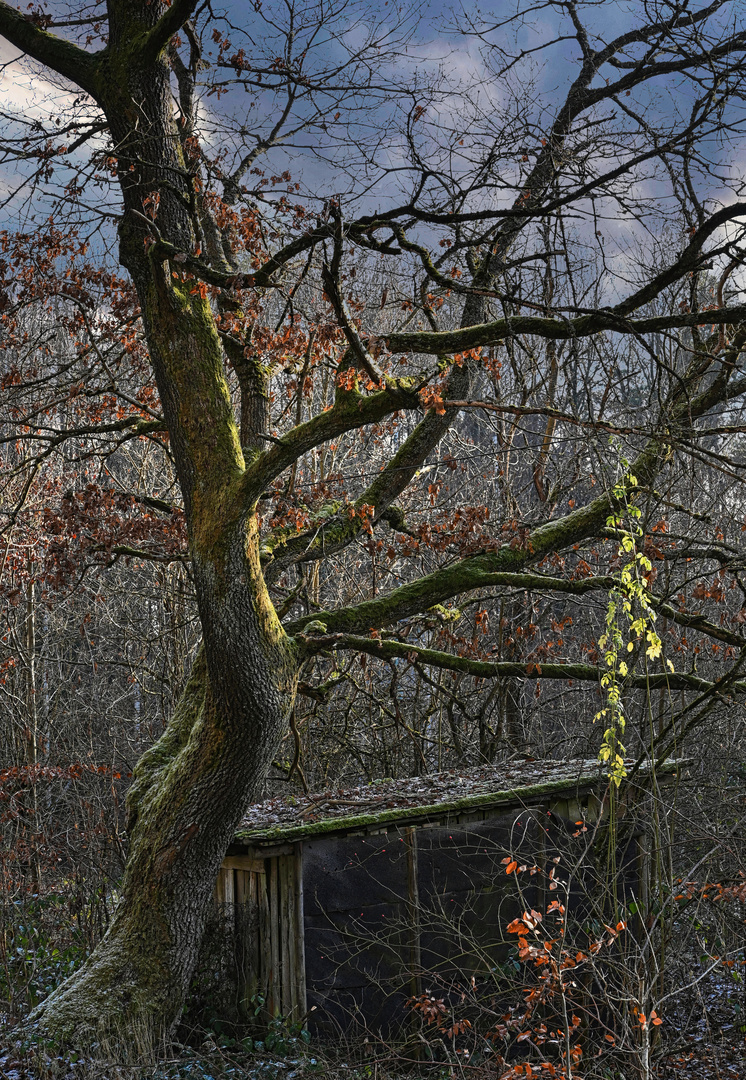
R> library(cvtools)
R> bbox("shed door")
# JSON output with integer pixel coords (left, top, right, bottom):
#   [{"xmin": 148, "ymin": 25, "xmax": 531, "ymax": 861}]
[{"xmin": 222, "ymin": 850, "xmax": 306, "ymax": 1023}]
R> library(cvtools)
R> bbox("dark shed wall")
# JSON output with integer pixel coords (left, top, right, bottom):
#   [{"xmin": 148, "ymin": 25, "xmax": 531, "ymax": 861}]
[
  {"xmin": 300, "ymin": 807, "xmax": 554, "ymax": 1036},
  {"xmin": 303, "ymin": 827, "xmax": 412, "ymax": 1033},
  {"xmin": 416, "ymin": 814, "xmax": 544, "ymax": 980}
]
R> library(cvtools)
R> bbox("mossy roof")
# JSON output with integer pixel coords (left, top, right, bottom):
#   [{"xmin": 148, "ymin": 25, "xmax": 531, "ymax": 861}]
[{"xmin": 233, "ymin": 757, "xmax": 680, "ymax": 846}]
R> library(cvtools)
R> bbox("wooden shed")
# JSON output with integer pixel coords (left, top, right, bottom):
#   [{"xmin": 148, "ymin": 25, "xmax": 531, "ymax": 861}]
[{"xmin": 215, "ymin": 758, "xmax": 678, "ymax": 1035}]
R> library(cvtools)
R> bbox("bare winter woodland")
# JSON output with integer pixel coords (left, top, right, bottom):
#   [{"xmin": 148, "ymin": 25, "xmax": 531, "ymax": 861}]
[{"xmin": 1, "ymin": 1, "xmax": 746, "ymax": 1076}]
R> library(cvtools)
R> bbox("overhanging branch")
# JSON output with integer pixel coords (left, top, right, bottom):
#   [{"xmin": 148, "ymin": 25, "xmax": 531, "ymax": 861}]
[
  {"xmin": 297, "ymin": 633, "xmax": 745, "ymax": 697},
  {"xmin": 0, "ymin": 1, "xmax": 103, "ymax": 97},
  {"xmin": 287, "ymin": 333, "xmax": 744, "ymax": 638},
  {"xmin": 382, "ymin": 302, "xmax": 746, "ymax": 357}
]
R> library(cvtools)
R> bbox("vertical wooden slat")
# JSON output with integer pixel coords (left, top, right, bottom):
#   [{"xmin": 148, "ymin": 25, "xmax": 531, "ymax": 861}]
[
  {"xmin": 585, "ymin": 790, "xmax": 602, "ymax": 822},
  {"xmin": 234, "ymin": 870, "xmax": 249, "ymax": 1010},
  {"xmin": 214, "ymin": 866, "xmax": 235, "ymax": 999},
  {"xmin": 405, "ymin": 827, "xmax": 422, "ymax": 998},
  {"xmin": 224, "ymin": 857, "xmax": 268, "ymax": 1019},
  {"xmin": 224, "ymin": 865, "xmax": 235, "ymax": 906},
  {"xmin": 284, "ymin": 854, "xmax": 296, "ymax": 1017},
  {"xmin": 235, "ymin": 869, "xmax": 246, "ymax": 991},
  {"xmin": 280, "ymin": 855, "xmax": 292, "ymax": 1016},
  {"xmin": 245, "ymin": 870, "xmax": 261, "ymax": 1009},
  {"xmin": 235, "ymin": 868, "xmax": 247, "ymax": 906},
  {"xmin": 215, "ymin": 866, "xmax": 233, "ymax": 906},
  {"xmin": 269, "ymin": 856, "xmax": 280, "ymax": 1015},
  {"xmin": 259, "ymin": 861, "xmax": 272, "ymax": 1014},
  {"xmin": 293, "ymin": 842, "xmax": 307, "ymax": 1022}
]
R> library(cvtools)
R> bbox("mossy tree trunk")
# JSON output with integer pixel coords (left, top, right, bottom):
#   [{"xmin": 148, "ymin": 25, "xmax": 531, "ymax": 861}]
[{"xmin": 0, "ymin": 0, "xmax": 301, "ymax": 1048}]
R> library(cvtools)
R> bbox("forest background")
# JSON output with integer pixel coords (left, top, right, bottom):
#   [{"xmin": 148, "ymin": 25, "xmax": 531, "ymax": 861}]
[{"xmin": 2, "ymin": 0, "xmax": 746, "ymax": 1076}]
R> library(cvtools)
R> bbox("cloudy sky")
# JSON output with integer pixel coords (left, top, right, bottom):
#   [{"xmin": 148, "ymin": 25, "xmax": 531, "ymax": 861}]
[{"xmin": 1, "ymin": 0, "xmax": 744, "ymax": 293}]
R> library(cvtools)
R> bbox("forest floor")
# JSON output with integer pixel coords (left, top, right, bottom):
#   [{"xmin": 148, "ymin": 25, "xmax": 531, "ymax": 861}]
[
  {"xmin": 653, "ymin": 961, "xmax": 746, "ymax": 1078},
  {"xmin": 654, "ymin": 1027, "xmax": 746, "ymax": 1078},
  {"xmin": 2, "ymin": 1018, "xmax": 746, "ymax": 1080},
  {"xmin": 2, "ymin": 959, "xmax": 746, "ymax": 1079}
]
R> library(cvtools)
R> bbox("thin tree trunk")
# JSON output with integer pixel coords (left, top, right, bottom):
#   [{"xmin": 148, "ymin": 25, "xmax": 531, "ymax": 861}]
[{"xmin": 25, "ymin": 574, "xmax": 41, "ymax": 892}]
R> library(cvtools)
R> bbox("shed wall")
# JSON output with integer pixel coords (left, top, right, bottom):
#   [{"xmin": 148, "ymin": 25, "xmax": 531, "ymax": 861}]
[{"xmin": 218, "ymin": 847, "xmax": 306, "ymax": 1022}]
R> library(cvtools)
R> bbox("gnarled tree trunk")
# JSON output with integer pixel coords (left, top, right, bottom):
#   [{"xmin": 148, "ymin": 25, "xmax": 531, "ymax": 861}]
[{"xmin": 21, "ymin": 0, "xmax": 299, "ymax": 1048}]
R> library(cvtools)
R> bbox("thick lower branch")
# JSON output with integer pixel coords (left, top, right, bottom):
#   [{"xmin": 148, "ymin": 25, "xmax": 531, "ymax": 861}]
[
  {"xmin": 285, "ymin": 454, "xmax": 658, "ymax": 636},
  {"xmin": 241, "ymin": 379, "xmax": 421, "ymax": 508},
  {"xmin": 0, "ymin": 1, "xmax": 103, "ymax": 97},
  {"xmin": 300, "ymin": 632, "xmax": 745, "ymax": 696},
  {"xmin": 288, "ymin": 336, "xmax": 745, "ymax": 637}
]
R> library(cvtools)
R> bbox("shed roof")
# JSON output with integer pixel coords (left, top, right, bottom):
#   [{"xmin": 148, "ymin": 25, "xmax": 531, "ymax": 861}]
[{"xmin": 233, "ymin": 758, "xmax": 678, "ymax": 846}]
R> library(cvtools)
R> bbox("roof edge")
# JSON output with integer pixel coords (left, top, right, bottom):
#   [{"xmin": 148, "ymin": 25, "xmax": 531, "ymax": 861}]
[{"xmin": 233, "ymin": 759, "xmax": 684, "ymax": 846}]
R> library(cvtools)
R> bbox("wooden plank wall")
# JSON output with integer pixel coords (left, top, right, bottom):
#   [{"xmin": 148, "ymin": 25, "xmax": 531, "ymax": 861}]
[{"xmin": 221, "ymin": 847, "xmax": 306, "ymax": 1023}]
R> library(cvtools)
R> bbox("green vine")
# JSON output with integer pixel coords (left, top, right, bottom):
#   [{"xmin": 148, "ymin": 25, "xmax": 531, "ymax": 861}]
[{"xmin": 595, "ymin": 455, "xmax": 673, "ymax": 786}]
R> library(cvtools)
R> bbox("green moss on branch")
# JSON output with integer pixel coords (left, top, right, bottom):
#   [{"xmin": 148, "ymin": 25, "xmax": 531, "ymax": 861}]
[
  {"xmin": 295, "ymin": 633, "xmax": 745, "ymax": 696},
  {"xmin": 241, "ymin": 380, "xmax": 421, "ymax": 508}
]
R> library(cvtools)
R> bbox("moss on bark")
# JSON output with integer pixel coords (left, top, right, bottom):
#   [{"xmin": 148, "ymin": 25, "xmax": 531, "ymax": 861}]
[{"xmin": 31, "ymin": 621, "xmax": 298, "ymax": 1053}]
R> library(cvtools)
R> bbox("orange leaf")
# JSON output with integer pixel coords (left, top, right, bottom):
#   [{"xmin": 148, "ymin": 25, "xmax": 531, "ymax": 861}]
[{"xmin": 507, "ymin": 918, "xmax": 528, "ymax": 934}]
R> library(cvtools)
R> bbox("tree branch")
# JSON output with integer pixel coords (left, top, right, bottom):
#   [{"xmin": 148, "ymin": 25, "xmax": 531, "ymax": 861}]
[
  {"xmin": 240, "ymin": 379, "xmax": 421, "ymax": 509},
  {"xmin": 149, "ymin": 223, "xmax": 335, "ymax": 291},
  {"xmin": 382, "ymin": 300, "xmax": 746, "ymax": 357},
  {"xmin": 297, "ymin": 633, "xmax": 746, "ymax": 696},
  {"xmin": 0, "ymin": 1, "xmax": 103, "ymax": 97},
  {"xmin": 139, "ymin": 0, "xmax": 200, "ymax": 65},
  {"xmin": 287, "ymin": 330, "xmax": 745, "ymax": 637},
  {"xmin": 92, "ymin": 544, "xmax": 187, "ymax": 563}
]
